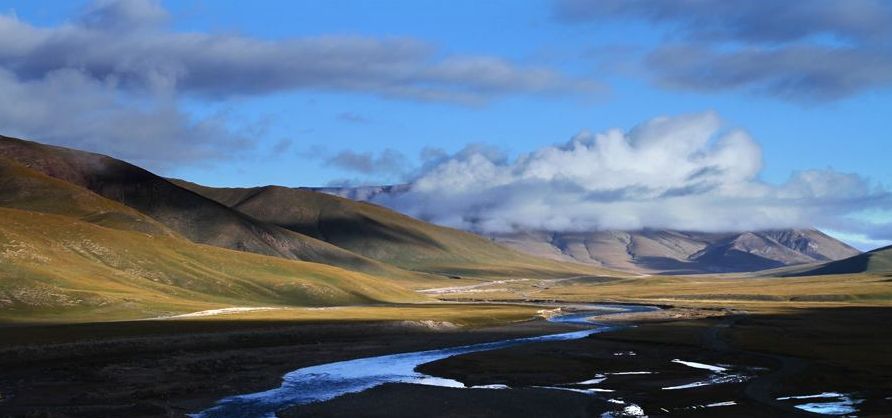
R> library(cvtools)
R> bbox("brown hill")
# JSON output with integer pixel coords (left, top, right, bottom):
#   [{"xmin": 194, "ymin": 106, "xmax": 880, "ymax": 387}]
[
  {"xmin": 0, "ymin": 159, "xmax": 420, "ymax": 321},
  {"xmin": 0, "ymin": 135, "xmax": 412, "ymax": 279},
  {"xmin": 171, "ymin": 181, "xmax": 612, "ymax": 279},
  {"xmin": 787, "ymin": 245, "xmax": 892, "ymax": 276}
]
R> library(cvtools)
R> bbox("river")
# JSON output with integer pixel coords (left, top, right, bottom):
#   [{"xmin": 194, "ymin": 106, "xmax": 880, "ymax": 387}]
[{"xmin": 189, "ymin": 304, "xmax": 657, "ymax": 418}]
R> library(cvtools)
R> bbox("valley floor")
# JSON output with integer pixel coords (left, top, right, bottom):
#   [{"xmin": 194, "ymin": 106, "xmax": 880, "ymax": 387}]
[{"xmin": 0, "ymin": 302, "xmax": 890, "ymax": 417}]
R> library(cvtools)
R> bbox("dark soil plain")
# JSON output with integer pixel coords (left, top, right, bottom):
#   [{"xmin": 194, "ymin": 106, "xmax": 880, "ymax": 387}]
[
  {"xmin": 0, "ymin": 314, "xmax": 566, "ymax": 418},
  {"xmin": 1, "ymin": 304, "xmax": 890, "ymax": 418},
  {"xmin": 284, "ymin": 307, "xmax": 892, "ymax": 418}
]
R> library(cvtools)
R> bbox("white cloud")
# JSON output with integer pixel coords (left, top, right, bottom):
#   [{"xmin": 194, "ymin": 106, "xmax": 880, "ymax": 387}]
[
  {"xmin": 0, "ymin": 0, "xmax": 599, "ymax": 171},
  {"xmin": 0, "ymin": 1, "xmax": 597, "ymax": 104},
  {"xmin": 555, "ymin": 0, "xmax": 892, "ymax": 101},
  {"xmin": 373, "ymin": 111, "xmax": 892, "ymax": 235}
]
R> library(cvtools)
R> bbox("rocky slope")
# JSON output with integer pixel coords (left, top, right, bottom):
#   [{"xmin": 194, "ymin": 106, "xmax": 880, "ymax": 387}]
[{"xmin": 489, "ymin": 229, "xmax": 860, "ymax": 274}]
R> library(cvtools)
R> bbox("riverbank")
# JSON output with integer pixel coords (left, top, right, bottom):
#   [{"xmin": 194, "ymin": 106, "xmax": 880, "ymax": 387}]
[
  {"xmin": 0, "ymin": 304, "xmax": 570, "ymax": 418},
  {"xmin": 1, "ymin": 304, "xmax": 890, "ymax": 417}
]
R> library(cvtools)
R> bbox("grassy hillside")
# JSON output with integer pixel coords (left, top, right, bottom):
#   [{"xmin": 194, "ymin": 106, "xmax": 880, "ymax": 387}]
[
  {"xmin": 0, "ymin": 159, "xmax": 427, "ymax": 322},
  {"xmin": 0, "ymin": 157, "xmax": 174, "ymax": 236},
  {"xmin": 0, "ymin": 135, "xmax": 425, "ymax": 280},
  {"xmin": 787, "ymin": 245, "xmax": 892, "ymax": 276},
  {"xmin": 172, "ymin": 181, "xmax": 614, "ymax": 279},
  {"xmin": 0, "ymin": 207, "xmax": 422, "ymax": 322}
]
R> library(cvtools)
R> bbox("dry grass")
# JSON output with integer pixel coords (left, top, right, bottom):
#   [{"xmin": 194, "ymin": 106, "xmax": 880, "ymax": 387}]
[
  {"xmin": 0, "ymin": 207, "xmax": 426, "ymax": 323},
  {"xmin": 430, "ymin": 272, "xmax": 892, "ymax": 309},
  {"xmin": 162, "ymin": 303, "xmax": 543, "ymax": 327}
]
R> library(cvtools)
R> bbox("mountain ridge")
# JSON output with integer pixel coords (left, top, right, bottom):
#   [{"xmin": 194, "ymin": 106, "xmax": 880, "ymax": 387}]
[
  {"xmin": 0, "ymin": 156, "xmax": 422, "ymax": 321},
  {"xmin": 171, "ymin": 180, "xmax": 614, "ymax": 279},
  {"xmin": 0, "ymin": 134, "xmax": 608, "ymax": 290},
  {"xmin": 489, "ymin": 229, "xmax": 860, "ymax": 274},
  {"xmin": 312, "ymin": 186, "xmax": 861, "ymax": 274},
  {"xmin": 785, "ymin": 245, "xmax": 892, "ymax": 276},
  {"xmin": 0, "ymin": 135, "xmax": 419, "ymax": 280}
]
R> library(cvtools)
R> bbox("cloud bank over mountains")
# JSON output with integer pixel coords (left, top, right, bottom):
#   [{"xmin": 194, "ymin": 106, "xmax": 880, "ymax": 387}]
[
  {"xmin": 1, "ymin": 1, "xmax": 888, "ymax": 246},
  {"xmin": 373, "ymin": 112, "xmax": 891, "ymax": 240}
]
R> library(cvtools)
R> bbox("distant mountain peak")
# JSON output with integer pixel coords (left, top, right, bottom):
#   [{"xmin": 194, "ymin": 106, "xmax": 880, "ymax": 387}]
[
  {"xmin": 492, "ymin": 228, "xmax": 859, "ymax": 275},
  {"xmin": 317, "ymin": 185, "xmax": 861, "ymax": 275}
]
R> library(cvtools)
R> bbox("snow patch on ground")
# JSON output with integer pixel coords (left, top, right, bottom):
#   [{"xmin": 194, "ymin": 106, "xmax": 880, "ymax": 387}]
[
  {"xmin": 470, "ymin": 384, "xmax": 510, "ymax": 390},
  {"xmin": 661, "ymin": 373, "xmax": 748, "ymax": 390},
  {"xmin": 418, "ymin": 279, "xmax": 528, "ymax": 295},
  {"xmin": 609, "ymin": 371, "xmax": 654, "ymax": 375},
  {"xmin": 165, "ymin": 307, "xmax": 283, "ymax": 318},
  {"xmin": 576, "ymin": 375, "xmax": 607, "ymax": 385},
  {"xmin": 777, "ymin": 392, "xmax": 863, "ymax": 415},
  {"xmin": 671, "ymin": 359, "xmax": 727, "ymax": 372},
  {"xmin": 777, "ymin": 392, "xmax": 846, "ymax": 400},
  {"xmin": 662, "ymin": 359, "xmax": 748, "ymax": 391},
  {"xmin": 601, "ymin": 403, "xmax": 647, "ymax": 417},
  {"xmin": 400, "ymin": 320, "xmax": 459, "ymax": 330}
]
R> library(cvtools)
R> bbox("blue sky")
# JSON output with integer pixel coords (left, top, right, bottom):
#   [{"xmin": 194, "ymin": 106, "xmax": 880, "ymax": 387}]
[{"xmin": 2, "ymin": 0, "xmax": 891, "ymax": 248}]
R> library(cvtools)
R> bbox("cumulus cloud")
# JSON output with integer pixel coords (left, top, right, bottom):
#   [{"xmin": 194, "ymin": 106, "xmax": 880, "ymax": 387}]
[
  {"xmin": 0, "ymin": 0, "xmax": 597, "ymax": 170},
  {"xmin": 371, "ymin": 112, "xmax": 892, "ymax": 236},
  {"xmin": 555, "ymin": 0, "xmax": 892, "ymax": 101}
]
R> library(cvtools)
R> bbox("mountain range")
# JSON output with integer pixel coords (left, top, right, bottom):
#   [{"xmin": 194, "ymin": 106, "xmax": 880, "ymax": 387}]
[
  {"xmin": 489, "ymin": 229, "xmax": 860, "ymax": 274},
  {"xmin": 0, "ymin": 134, "xmax": 888, "ymax": 321},
  {"xmin": 169, "ymin": 179, "xmax": 602, "ymax": 279},
  {"xmin": 316, "ymin": 187, "xmax": 862, "ymax": 275},
  {"xmin": 0, "ymin": 135, "xmax": 602, "ymax": 321}
]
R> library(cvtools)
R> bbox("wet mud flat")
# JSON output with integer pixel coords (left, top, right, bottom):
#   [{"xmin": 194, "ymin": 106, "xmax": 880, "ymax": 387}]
[
  {"xmin": 1, "ymin": 306, "xmax": 890, "ymax": 417},
  {"xmin": 0, "ymin": 319, "xmax": 572, "ymax": 418},
  {"xmin": 282, "ymin": 326, "xmax": 778, "ymax": 418},
  {"xmin": 284, "ymin": 307, "xmax": 892, "ymax": 417}
]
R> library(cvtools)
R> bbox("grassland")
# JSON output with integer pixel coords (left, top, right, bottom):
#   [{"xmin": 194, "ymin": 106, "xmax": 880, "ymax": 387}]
[
  {"xmin": 1, "ymin": 137, "xmax": 620, "ymax": 324},
  {"xmin": 427, "ymin": 272, "xmax": 892, "ymax": 308},
  {"xmin": 0, "ymin": 207, "xmax": 426, "ymax": 323}
]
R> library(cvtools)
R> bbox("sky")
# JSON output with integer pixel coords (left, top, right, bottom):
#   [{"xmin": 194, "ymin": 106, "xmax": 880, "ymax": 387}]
[{"xmin": 1, "ymin": 0, "xmax": 891, "ymax": 249}]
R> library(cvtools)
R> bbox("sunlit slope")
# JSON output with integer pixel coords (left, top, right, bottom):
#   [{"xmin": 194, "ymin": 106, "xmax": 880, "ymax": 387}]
[
  {"xmin": 0, "ymin": 157, "xmax": 174, "ymax": 236},
  {"xmin": 0, "ymin": 207, "xmax": 422, "ymax": 322},
  {"xmin": 787, "ymin": 245, "xmax": 892, "ymax": 276},
  {"xmin": 0, "ymin": 159, "xmax": 422, "ymax": 321},
  {"xmin": 0, "ymin": 135, "xmax": 420, "ymax": 280},
  {"xmin": 173, "ymin": 181, "xmax": 614, "ymax": 279}
]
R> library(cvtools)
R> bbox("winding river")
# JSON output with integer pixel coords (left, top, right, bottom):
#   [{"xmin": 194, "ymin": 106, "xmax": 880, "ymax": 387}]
[{"xmin": 189, "ymin": 304, "xmax": 657, "ymax": 418}]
